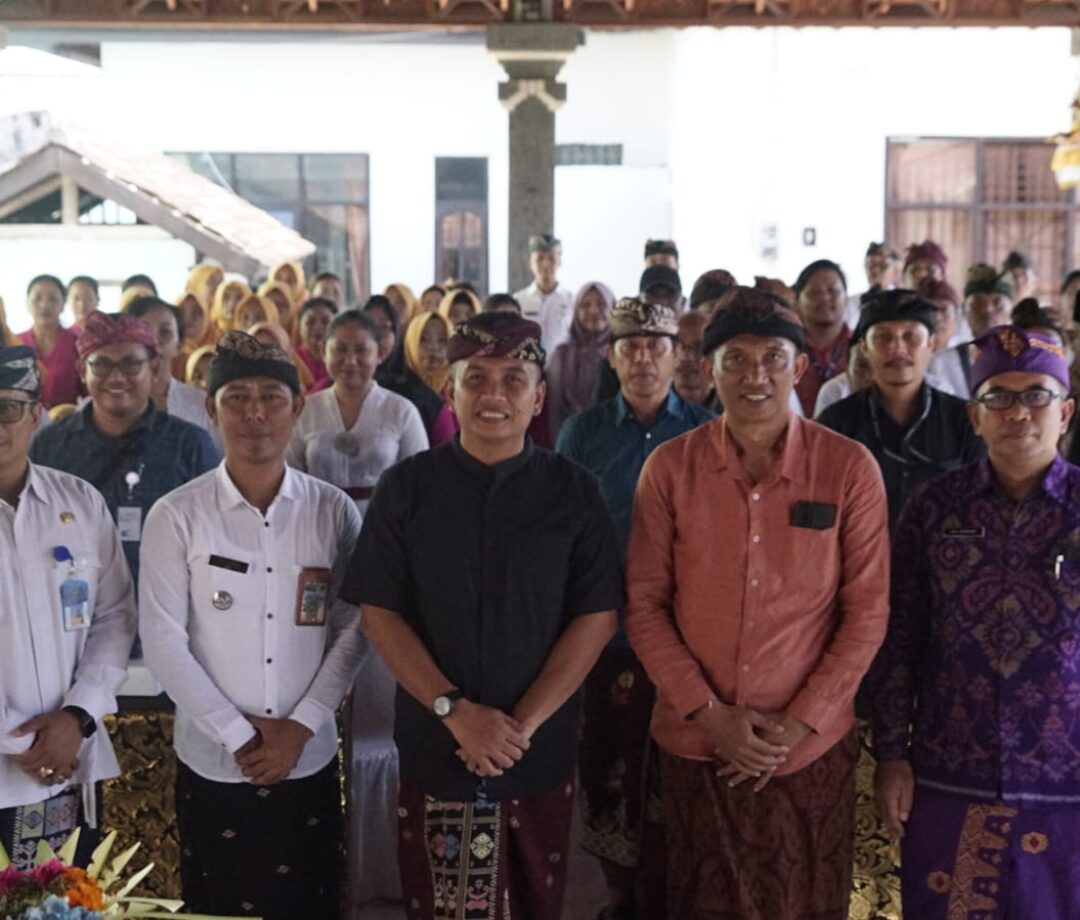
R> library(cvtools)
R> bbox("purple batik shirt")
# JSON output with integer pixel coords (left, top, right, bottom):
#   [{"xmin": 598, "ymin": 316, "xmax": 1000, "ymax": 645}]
[{"xmin": 872, "ymin": 455, "xmax": 1080, "ymax": 805}]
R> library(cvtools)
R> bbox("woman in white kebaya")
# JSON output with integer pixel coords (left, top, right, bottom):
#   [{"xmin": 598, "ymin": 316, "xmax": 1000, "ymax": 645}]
[{"xmin": 287, "ymin": 308, "xmax": 428, "ymax": 515}]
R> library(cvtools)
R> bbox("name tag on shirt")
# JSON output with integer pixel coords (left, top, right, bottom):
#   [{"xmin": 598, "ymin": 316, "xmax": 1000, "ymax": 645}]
[
  {"xmin": 790, "ymin": 501, "xmax": 837, "ymax": 530},
  {"xmin": 943, "ymin": 526, "xmax": 985, "ymax": 538},
  {"xmin": 296, "ymin": 567, "xmax": 330, "ymax": 626},
  {"xmin": 209, "ymin": 554, "xmax": 250, "ymax": 574},
  {"xmin": 60, "ymin": 576, "xmax": 91, "ymax": 632},
  {"xmin": 117, "ymin": 506, "xmax": 142, "ymax": 543}
]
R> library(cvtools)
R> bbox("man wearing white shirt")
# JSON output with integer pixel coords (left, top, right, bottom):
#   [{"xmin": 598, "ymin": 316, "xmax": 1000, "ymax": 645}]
[
  {"xmin": 139, "ymin": 331, "xmax": 364, "ymax": 920},
  {"xmin": 513, "ymin": 233, "xmax": 575, "ymax": 353},
  {"xmin": 0, "ymin": 345, "xmax": 136, "ymax": 869}
]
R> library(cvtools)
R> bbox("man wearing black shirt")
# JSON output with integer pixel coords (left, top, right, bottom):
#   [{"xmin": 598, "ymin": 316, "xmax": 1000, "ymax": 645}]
[
  {"xmin": 818, "ymin": 289, "xmax": 984, "ymax": 530},
  {"xmin": 342, "ymin": 312, "xmax": 621, "ymax": 920}
]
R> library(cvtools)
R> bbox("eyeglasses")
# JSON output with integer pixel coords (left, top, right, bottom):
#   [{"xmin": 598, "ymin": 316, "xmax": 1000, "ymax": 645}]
[
  {"xmin": 86, "ymin": 357, "xmax": 149, "ymax": 378},
  {"xmin": 973, "ymin": 387, "xmax": 1065, "ymax": 411},
  {"xmin": 0, "ymin": 397, "xmax": 37, "ymax": 424}
]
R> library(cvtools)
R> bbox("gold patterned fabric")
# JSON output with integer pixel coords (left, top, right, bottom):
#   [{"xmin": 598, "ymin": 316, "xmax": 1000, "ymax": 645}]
[
  {"xmin": 850, "ymin": 724, "xmax": 902, "ymax": 920},
  {"xmin": 102, "ymin": 709, "xmax": 180, "ymax": 900}
]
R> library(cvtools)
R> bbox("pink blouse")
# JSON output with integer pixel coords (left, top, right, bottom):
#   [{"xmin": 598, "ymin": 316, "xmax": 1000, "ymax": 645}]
[{"xmin": 18, "ymin": 326, "xmax": 80, "ymax": 409}]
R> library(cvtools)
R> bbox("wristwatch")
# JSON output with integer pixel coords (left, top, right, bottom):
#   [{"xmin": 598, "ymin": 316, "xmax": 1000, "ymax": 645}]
[
  {"xmin": 432, "ymin": 690, "xmax": 465, "ymax": 719},
  {"xmin": 61, "ymin": 706, "xmax": 97, "ymax": 739}
]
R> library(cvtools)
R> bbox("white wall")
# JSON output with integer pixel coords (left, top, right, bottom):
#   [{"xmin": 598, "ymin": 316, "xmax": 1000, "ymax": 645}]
[
  {"xmin": 0, "ymin": 232, "xmax": 195, "ymax": 332},
  {"xmin": 0, "ymin": 26, "xmax": 1075, "ymax": 320},
  {"xmin": 668, "ymin": 27, "xmax": 1078, "ymax": 293}
]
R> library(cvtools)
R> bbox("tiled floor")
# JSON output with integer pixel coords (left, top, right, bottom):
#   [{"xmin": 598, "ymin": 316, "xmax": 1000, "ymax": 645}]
[{"xmin": 353, "ymin": 805, "xmax": 608, "ymax": 920}]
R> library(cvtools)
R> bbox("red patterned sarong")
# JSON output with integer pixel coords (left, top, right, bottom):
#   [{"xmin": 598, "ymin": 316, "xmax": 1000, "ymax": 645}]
[{"xmin": 662, "ymin": 730, "xmax": 858, "ymax": 920}]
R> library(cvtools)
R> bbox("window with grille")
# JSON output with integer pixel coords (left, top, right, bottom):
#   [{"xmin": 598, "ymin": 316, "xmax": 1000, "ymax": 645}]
[
  {"xmin": 170, "ymin": 152, "xmax": 371, "ymax": 302},
  {"xmin": 885, "ymin": 138, "xmax": 1077, "ymax": 300},
  {"xmin": 435, "ymin": 157, "xmax": 488, "ymax": 295}
]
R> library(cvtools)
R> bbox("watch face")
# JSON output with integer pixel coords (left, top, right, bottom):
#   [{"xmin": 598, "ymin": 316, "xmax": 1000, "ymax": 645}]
[{"xmin": 434, "ymin": 696, "xmax": 452, "ymax": 717}]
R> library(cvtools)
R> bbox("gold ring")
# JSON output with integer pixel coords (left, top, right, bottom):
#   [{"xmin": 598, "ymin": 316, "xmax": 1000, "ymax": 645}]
[{"xmin": 38, "ymin": 767, "xmax": 55, "ymax": 779}]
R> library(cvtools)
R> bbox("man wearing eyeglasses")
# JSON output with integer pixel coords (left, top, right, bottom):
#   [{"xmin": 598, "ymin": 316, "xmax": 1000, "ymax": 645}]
[
  {"xmin": 0, "ymin": 345, "xmax": 136, "ymax": 870},
  {"xmin": 818, "ymin": 289, "xmax": 984, "ymax": 530},
  {"xmin": 872, "ymin": 324, "xmax": 1080, "ymax": 918},
  {"xmin": 556, "ymin": 297, "xmax": 713, "ymax": 920},
  {"xmin": 29, "ymin": 311, "xmax": 218, "ymax": 589}
]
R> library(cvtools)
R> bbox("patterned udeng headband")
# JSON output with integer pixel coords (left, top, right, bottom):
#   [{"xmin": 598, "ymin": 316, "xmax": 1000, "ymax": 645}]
[
  {"xmin": 447, "ymin": 314, "xmax": 547, "ymax": 367},
  {"xmin": 970, "ymin": 325, "xmax": 1070, "ymax": 393},
  {"xmin": 208, "ymin": 331, "xmax": 300, "ymax": 396}
]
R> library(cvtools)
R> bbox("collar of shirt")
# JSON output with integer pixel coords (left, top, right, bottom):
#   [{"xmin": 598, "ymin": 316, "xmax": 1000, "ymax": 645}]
[
  {"xmin": 867, "ymin": 382, "xmax": 933, "ymax": 439},
  {"xmin": 709, "ymin": 413, "xmax": 810, "ymax": 486},
  {"xmin": 214, "ymin": 460, "xmax": 301, "ymax": 515},
  {"xmin": 970, "ymin": 452, "xmax": 1071, "ymax": 506},
  {"xmin": 0, "ymin": 463, "xmax": 50, "ymax": 512},
  {"xmin": 613, "ymin": 388, "xmax": 685, "ymax": 428},
  {"xmin": 527, "ymin": 281, "xmax": 564, "ymax": 298},
  {"xmin": 449, "ymin": 434, "xmax": 535, "ymax": 487}
]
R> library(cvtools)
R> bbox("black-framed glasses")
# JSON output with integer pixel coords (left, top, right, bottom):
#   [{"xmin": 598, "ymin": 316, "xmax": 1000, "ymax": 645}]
[
  {"xmin": 973, "ymin": 387, "xmax": 1065, "ymax": 411},
  {"xmin": 0, "ymin": 397, "xmax": 37, "ymax": 424},
  {"xmin": 86, "ymin": 356, "xmax": 149, "ymax": 378}
]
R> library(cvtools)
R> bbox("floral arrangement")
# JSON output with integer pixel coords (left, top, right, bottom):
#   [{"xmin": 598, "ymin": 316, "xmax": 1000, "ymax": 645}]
[{"xmin": 0, "ymin": 829, "xmax": 250, "ymax": 920}]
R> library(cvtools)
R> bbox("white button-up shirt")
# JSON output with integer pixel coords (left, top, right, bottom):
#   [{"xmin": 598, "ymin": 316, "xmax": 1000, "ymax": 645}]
[
  {"xmin": 286, "ymin": 384, "xmax": 428, "ymax": 516},
  {"xmin": 513, "ymin": 281, "xmax": 576, "ymax": 353},
  {"xmin": 139, "ymin": 462, "xmax": 364, "ymax": 783},
  {"xmin": 166, "ymin": 379, "xmax": 222, "ymax": 452},
  {"xmin": 0, "ymin": 464, "xmax": 136, "ymax": 810}
]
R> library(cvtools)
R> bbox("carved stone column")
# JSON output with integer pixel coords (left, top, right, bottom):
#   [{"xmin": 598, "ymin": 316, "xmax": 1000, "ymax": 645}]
[{"xmin": 487, "ymin": 23, "xmax": 582, "ymax": 292}]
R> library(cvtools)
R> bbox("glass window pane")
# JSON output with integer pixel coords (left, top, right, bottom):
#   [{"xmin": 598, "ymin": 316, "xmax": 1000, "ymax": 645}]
[
  {"xmin": 234, "ymin": 154, "xmax": 301, "ymax": 204},
  {"xmin": 303, "ymin": 203, "xmax": 369, "ymax": 303},
  {"xmin": 982, "ymin": 142, "xmax": 1066, "ymax": 205},
  {"xmin": 441, "ymin": 213, "xmax": 462, "ymax": 248},
  {"xmin": 985, "ymin": 209, "xmax": 1065, "ymax": 302},
  {"xmin": 169, "ymin": 152, "xmax": 234, "ymax": 190},
  {"xmin": 302, "ymin": 154, "xmax": 368, "ymax": 203},
  {"xmin": 436, "ymin": 158, "xmax": 487, "ymax": 202},
  {"xmin": 888, "ymin": 141, "xmax": 977, "ymax": 205}
]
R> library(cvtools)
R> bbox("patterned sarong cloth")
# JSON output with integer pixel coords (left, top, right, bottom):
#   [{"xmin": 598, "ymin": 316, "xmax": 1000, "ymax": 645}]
[
  {"xmin": 0, "ymin": 785, "xmax": 95, "ymax": 870},
  {"xmin": 662, "ymin": 730, "xmax": 859, "ymax": 920},
  {"xmin": 174, "ymin": 759, "xmax": 343, "ymax": 920},
  {"xmin": 901, "ymin": 787, "xmax": 1080, "ymax": 920},
  {"xmin": 398, "ymin": 778, "xmax": 575, "ymax": 920}
]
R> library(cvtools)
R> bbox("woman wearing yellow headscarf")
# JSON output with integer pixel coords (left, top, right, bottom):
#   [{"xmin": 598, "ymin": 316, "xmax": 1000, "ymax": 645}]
[
  {"xmin": 172, "ymin": 290, "xmax": 215, "ymax": 380},
  {"xmin": 257, "ymin": 280, "xmax": 296, "ymax": 333},
  {"xmin": 269, "ymin": 260, "xmax": 309, "ymax": 310},
  {"xmin": 437, "ymin": 287, "xmax": 482, "ymax": 327},
  {"xmin": 232, "ymin": 293, "xmax": 275, "ymax": 332},
  {"xmin": 185, "ymin": 263, "xmax": 225, "ymax": 307},
  {"xmin": 185, "ymin": 344, "xmax": 216, "ymax": 391},
  {"xmin": 210, "ymin": 280, "xmax": 250, "ymax": 334},
  {"xmin": 402, "ymin": 311, "xmax": 457, "ymax": 445},
  {"xmin": 384, "ymin": 283, "xmax": 418, "ymax": 324}
]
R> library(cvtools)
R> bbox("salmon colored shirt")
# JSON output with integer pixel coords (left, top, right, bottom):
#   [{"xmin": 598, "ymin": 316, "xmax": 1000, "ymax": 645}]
[{"xmin": 625, "ymin": 413, "xmax": 889, "ymax": 776}]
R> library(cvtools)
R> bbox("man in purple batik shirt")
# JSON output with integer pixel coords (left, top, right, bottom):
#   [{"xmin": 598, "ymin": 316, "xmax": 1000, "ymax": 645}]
[{"xmin": 872, "ymin": 323, "xmax": 1080, "ymax": 919}]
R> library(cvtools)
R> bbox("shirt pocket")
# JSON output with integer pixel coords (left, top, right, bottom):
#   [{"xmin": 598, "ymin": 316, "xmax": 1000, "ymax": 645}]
[{"xmin": 191, "ymin": 548, "xmax": 260, "ymax": 619}]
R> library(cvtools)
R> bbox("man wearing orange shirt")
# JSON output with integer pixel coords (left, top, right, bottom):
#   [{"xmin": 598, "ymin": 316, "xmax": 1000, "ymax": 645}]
[{"xmin": 625, "ymin": 287, "xmax": 890, "ymax": 920}]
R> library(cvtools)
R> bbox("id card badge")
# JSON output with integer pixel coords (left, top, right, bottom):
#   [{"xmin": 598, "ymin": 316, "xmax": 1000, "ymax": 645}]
[
  {"xmin": 117, "ymin": 506, "xmax": 142, "ymax": 543},
  {"xmin": 295, "ymin": 567, "xmax": 330, "ymax": 626},
  {"xmin": 60, "ymin": 576, "xmax": 91, "ymax": 632}
]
